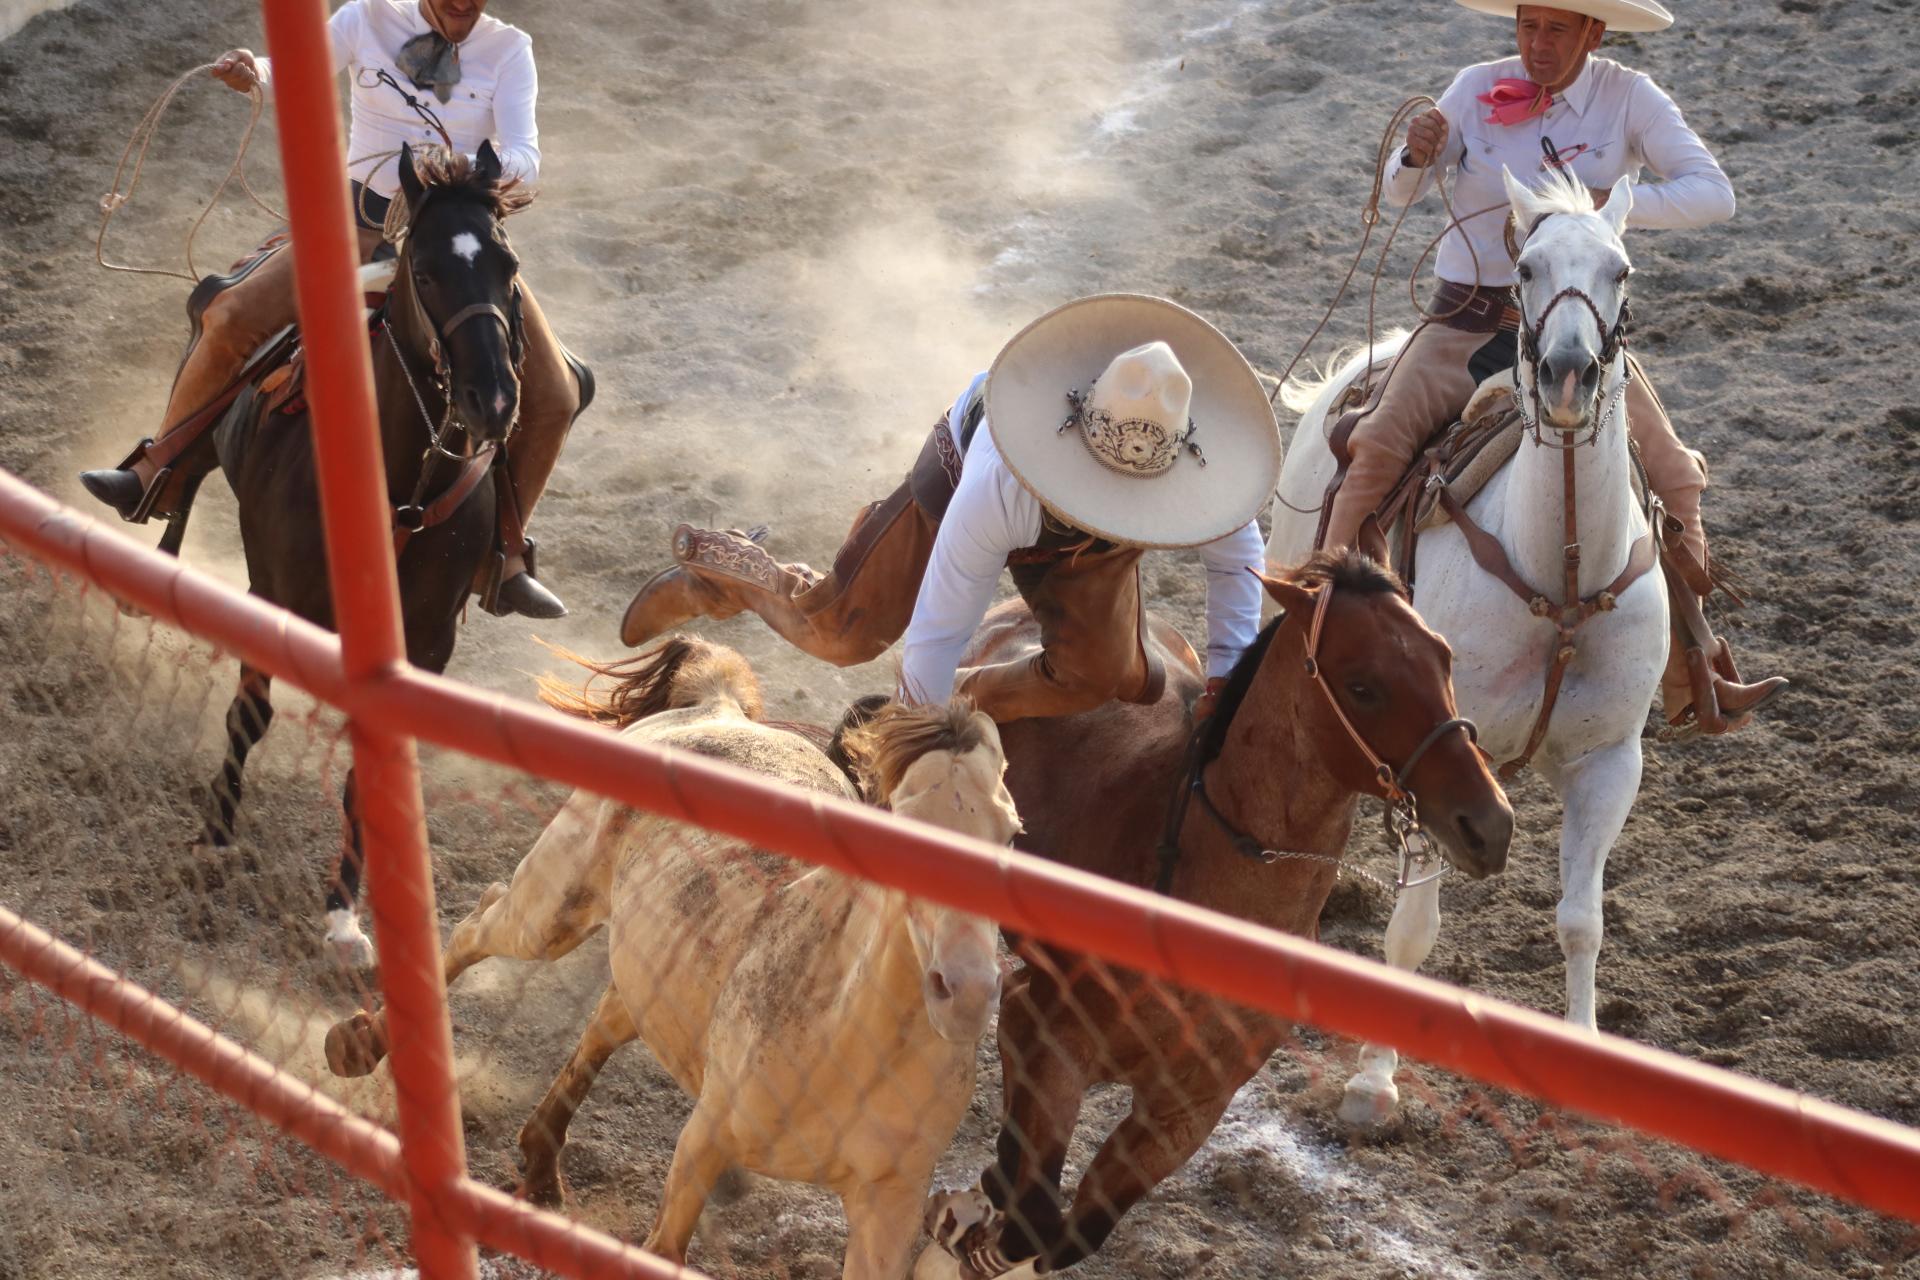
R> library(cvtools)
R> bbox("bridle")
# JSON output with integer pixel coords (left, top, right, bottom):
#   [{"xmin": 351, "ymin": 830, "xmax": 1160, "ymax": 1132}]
[
  {"xmin": 1155, "ymin": 580, "xmax": 1478, "ymax": 896},
  {"xmin": 383, "ymin": 189, "xmax": 528, "ymax": 462},
  {"xmin": 1434, "ymin": 207, "xmax": 1660, "ymax": 779},
  {"xmin": 379, "ymin": 188, "xmax": 528, "ymax": 550},
  {"xmin": 1510, "ymin": 213, "xmax": 1633, "ymax": 450}
]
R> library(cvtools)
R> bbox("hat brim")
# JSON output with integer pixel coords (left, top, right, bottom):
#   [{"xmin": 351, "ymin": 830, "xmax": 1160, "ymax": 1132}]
[
  {"xmin": 1454, "ymin": 0, "xmax": 1674, "ymax": 32},
  {"xmin": 986, "ymin": 294, "xmax": 1280, "ymax": 550}
]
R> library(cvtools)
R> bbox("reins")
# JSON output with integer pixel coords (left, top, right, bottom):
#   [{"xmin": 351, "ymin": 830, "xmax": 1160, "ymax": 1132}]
[{"xmin": 1154, "ymin": 581, "xmax": 1476, "ymax": 898}]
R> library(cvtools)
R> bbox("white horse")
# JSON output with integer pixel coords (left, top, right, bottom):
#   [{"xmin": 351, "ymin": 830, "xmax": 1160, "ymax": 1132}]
[
  {"xmin": 325, "ymin": 637, "xmax": 1020, "ymax": 1279},
  {"xmin": 1267, "ymin": 168, "xmax": 1667, "ymax": 1125}
]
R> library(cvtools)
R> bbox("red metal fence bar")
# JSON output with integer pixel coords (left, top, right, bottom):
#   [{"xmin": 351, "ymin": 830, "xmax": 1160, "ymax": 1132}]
[
  {"xmin": 0, "ymin": 901, "xmax": 703, "ymax": 1280},
  {"xmin": 5, "ymin": 467, "xmax": 1917, "ymax": 1227},
  {"xmin": 256, "ymin": 0, "xmax": 475, "ymax": 1275}
]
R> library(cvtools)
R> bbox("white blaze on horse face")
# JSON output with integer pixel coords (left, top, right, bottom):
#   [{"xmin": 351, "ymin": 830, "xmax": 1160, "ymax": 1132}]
[
  {"xmin": 891, "ymin": 740, "xmax": 1016, "ymax": 1044},
  {"xmin": 450, "ymin": 231, "xmax": 483, "ymax": 265}
]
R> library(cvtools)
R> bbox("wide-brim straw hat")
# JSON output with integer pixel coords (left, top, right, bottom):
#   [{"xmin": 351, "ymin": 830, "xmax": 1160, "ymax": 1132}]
[
  {"xmin": 1454, "ymin": 0, "xmax": 1674, "ymax": 32},
  {"xmin": 986, "ymin": 294, "xmax": 1280, "ymax": 550}
]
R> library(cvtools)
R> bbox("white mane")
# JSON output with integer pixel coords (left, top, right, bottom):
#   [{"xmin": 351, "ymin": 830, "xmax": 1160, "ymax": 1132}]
[{"xmin": 1520, "ymin": 166, "xmax": 1598, "ymax": 220}]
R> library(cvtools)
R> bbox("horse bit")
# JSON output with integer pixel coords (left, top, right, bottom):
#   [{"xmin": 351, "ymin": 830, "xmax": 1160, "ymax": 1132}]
[{"xmin": 1155, "ymin": 579, "xmax": 1478, "ymax": 897}]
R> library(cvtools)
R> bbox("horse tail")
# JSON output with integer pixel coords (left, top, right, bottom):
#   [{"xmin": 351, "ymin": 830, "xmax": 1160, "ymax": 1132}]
[
  {"xmin": 1278, "ymin": 329, "xmax": 1411, "ymax": 419},
  {"xmin": 537, "ymin": 637, "xmax": 764, "ymax": 729}
]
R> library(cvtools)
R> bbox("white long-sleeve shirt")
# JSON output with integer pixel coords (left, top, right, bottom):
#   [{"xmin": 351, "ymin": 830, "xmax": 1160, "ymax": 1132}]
[
  {"xmin": 899, "ymin": 376, "xmax": 1266, "ymax": 705},
  {"xmin": 1383, "ymin": 55, "xmax": 1733, "ymax": 287},
  {"xmin": 255, "ymin": 0, "xmax": 539, "ymax": 199}
]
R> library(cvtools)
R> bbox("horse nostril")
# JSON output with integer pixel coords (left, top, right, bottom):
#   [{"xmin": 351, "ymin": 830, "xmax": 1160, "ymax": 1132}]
[
  {"xmin": 1579, "ymin": 358, "xmax": 1601, "ymax": 390},
  {"xmin": 926, "ymin": 970, "xmax": 952, "ymax": 1003},
  {"xmin": 1455, "ymin": 812, "xmax": 1486, "ymax": 854}
]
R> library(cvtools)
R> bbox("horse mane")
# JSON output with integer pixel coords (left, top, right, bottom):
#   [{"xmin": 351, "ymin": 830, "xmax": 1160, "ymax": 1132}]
[
  {"xmin": 537, "ymin": 637, "xmax": 764, "ymax": 729},
  {"xmin": 1518, "ymin": 165, "xmax": 1597, "ymax": 222},
  {"xmin": 838, "ymin": 700, "xmax": 991, "ymax": 809},
  {"xmin": 1197, "ymin": 549, "xmax": 1406, "ymax": 764},
  {"xmin": 1278, "ymin": 331, "xmax": 1409, "ymax": 415},
  {"xmin": 405, "ymin": 146, "xmax": 536, "ymax": 220}
]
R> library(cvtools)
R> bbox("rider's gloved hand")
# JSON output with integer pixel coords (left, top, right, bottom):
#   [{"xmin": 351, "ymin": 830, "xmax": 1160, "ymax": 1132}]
[
  {"xmin": 211, "ymin": 49, "xmax": 260, "ymax": 93},
  {"xmin": 1403, "ymin": 109, "xmax": 1450, "ymax": 168}
]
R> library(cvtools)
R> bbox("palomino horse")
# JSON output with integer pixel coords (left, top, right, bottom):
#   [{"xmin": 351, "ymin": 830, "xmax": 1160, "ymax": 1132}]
[
  {"xmin": 203, "ymin": 142, "xmax": 564, "ymax": 965},
  {"xmin": 325, "ymin": 637, "xmax": 1019, "ymax": 1280},
  {"xmin": 914, "ymin": 548, "xmax": 1513, "ymax": 1280},
  {"xmin": 1266, "ymin": 168, "xmax": 1667, "ymax": 1125}
]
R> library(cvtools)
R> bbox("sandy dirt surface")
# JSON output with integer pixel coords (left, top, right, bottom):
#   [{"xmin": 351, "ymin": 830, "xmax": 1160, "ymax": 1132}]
[{"xmin": 3, "ymin": 0, "xmax": 1919, "ymax": 1277}]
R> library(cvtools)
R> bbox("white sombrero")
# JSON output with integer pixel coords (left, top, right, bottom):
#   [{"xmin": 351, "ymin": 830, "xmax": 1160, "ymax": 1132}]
[
  {"xmin": 986, "ymin": 294, "xmax": 1280, "ymax": 550},
  {"xmin": 1454, "ymin": 0, "xmax": 1674, "ymax": 32}
]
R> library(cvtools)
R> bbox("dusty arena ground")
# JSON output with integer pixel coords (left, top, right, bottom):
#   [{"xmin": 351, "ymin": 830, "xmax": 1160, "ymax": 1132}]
[{"xmin": 3, "ymin": 0, "xmax": 1920, "ymax": 1276}]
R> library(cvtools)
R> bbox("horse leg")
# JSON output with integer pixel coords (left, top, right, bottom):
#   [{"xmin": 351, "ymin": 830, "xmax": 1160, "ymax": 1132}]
[
  {"xmin": 322, "ymin": 766, "xmax": 376, "ymax": 969},
  {"xmin": 642, "ymin": 1100, "xmax": 734, "ymax": 1265},
  {"xmin": 326, "ymin": 803, "xmax": 609, "ymax": 1076},
  {"xmin": 199, "ymin": 664, "xmax": 273, "ymax": 847},
  {"xmin": 516, "ymin": 983, "xmax": 638, "ymax": 1207},
  {"xmin": 967, "ymin": 980, "xmax": 1087, "ymax": 1272},
  {"xmin": 1040, "ymin": 1078, "xmax": 1238, "ymax": 1274},
  {"xmin": 1339, "ymin": 874, "xmax": 1443, "ymax": 1128},
  {"xmin": 842, "ymin": 1179, "xmax": 932, "ymax": 1280},
  {"xmin": 1544, "ymin": 736, "xmax": 1643, "ymax": 1031}
]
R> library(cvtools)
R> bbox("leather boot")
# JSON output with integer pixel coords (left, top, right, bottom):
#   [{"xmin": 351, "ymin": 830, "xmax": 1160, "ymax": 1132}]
[
  {"xmin": 619, "ymin": 524, "xmax": 778, "ymax": 647},
  {"xmin": 79, "ymin": 468, "xmax": 148, "ymax": 519}
]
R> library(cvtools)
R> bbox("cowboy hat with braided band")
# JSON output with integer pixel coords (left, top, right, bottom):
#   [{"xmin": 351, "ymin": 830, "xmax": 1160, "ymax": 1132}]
[
  {"xmin": 1455, "ymin": 0, "xmax": 1673, "ymax": 32},
  {"xmin": 986, "ymin": 294, "xmax": 1280, "ymax": 550}
]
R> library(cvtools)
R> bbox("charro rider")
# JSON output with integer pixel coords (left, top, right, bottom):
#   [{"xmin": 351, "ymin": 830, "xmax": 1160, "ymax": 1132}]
[
  {"xmin": 621, "ymin": 295, "xmax": 1280, "ymax": 723},
  {"xmin": 80, "ymin": 0, "xmax": 582, "ymax": 619},
  {"xmin": 1323, "ymin": 0, "xmax": 1782, "ymax": 734}
]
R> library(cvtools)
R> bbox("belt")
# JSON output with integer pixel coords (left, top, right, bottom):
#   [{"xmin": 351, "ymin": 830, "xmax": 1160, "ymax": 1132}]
[{"xmin": 1431, "ymin": 280, "xmax": 1520, "ymax": 335}]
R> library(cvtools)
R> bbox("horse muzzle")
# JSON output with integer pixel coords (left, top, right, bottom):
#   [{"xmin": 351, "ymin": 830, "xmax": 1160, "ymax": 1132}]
[
  {"xmin": 454, "ymin": 378, "xmax": 520, "ymax": 443},
  {"xmin": 924, "ymin": 964, "xmax": 1000, "ymax": 1044},
  {"xmin": 1425, "ymin": 790, "xmax": 1514, "ymax": 880},
  {"xmin": 1534, "ymin": 344, "xmax": 1604, "ymax": 430}
]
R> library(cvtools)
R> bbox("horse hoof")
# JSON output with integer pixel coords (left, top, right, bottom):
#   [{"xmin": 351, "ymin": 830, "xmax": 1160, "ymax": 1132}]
[
  {"xmin": 324, "ymin": 1011, "xmax": 388, "ymax": 1078},
  {"xmin": 325, "ymin": 909, "xmax": 377, "ymax": 970},
  {"xmin": 510, "ymin": 1168, "xmax": 568, "ymax": 1209},
  {"xmin": 925, "ymin": 1187, "xmax": 996, "ymax": 1249},
  {"xmin": 911, "ymin": 1243, "xmax": 964, "ymax": 1280},
  {"xmin": 1337, "ymin": 1073, "xmax": 1400, "ymax": 1130}
]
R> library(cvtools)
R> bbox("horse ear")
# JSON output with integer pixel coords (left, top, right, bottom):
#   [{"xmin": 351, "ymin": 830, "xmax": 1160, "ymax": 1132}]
[
  {"xmin": 397, "ymin": 142, "xmax": 424, "ymax": 208},
  {"xmin": 1501, "ymin": 165, "xmax": 1537, "ymax": 228},
  {"xmin": 1356, "ymin": 514, "xmax": 1392, "ymax": 570},
  {"xmin": 1601, "ymin": 175, "xmax": 1633, "ymax": 237},
  {"xmin": 475, "ymin": 138, "xmax": 502, "ymax": 184},
  {"xmin": 1254, "ymin": 568, "xmax": 1315, "ymax": 621}
]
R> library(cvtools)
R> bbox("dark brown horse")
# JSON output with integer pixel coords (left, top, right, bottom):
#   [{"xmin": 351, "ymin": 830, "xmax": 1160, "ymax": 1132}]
[
  {"xmin": 916, "ymin": 544, "xmax": 1514, "ymax": 1279},
  {"xmin": 204, "ymin": 142, "xmax": 542, "ymax": 965}
]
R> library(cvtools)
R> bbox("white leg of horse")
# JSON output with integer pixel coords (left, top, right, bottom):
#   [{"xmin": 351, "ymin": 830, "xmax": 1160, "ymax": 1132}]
[
  {"xmin": 325, "ymin": 907, "xmax": 376, "ymax": 970},
  {"xmin": 642, "ymin": 1103, "xmax": 733, "ymax": 1266},
  {"xmin": 842, "ymin": 1181, "xmax": 930, "ymax": 1280},
  {"xmin": 1339, "ymin": 874, "xmax": 1443, "ymax": 1127},
  {"xmin": 1548, "ymin": 737, "xmax": 1643, "ymax": 1032}
]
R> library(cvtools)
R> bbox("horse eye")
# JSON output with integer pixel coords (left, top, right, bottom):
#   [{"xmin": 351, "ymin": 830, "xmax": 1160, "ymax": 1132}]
[
  {"xmin": 1616, "ymin": 266, "xmax": 1632, "ymax": 285},
  {"xmin": 1517, "ymin": 263, "xmax": 1534, "ymax": 284},
  {"xmin": 1345, "ymin": 681, "xmax": 1375, "ymax": 703}
]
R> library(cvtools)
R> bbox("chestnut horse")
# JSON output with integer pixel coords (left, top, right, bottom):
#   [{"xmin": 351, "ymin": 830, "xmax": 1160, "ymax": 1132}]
[
  {"xmin": 325, "ymin": 637, "xmax": 1020, "ymax": 1280},
  {"xmin": 914, "ymin": 546, "xmax": 1513, "ymax": 1279}
]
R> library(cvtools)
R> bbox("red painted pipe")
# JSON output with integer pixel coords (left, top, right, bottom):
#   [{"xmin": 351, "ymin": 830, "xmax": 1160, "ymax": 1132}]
[
  {"xmin": 2, "ymin": 467, "xmax": 1918, "ymax": 1226},
  {"xmin": 254, "ymin": 0, "xmax": 473, "ymax": 1274},
  {"xmin": 0, "ymin": 903, "xmax": 697, "ymax": 1280}
]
